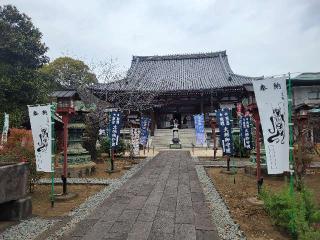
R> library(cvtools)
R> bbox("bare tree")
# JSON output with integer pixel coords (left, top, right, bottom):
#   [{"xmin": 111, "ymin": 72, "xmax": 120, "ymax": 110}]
[{"xmin": 293, "ymin": 112, "xmax": 320, "ymax": 191}]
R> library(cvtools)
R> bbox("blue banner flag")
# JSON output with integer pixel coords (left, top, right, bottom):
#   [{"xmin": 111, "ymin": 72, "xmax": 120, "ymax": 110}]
[
  {"xmin": 194, "ymin": 114, "xmax": 205, "ymax": 145},
  {"xmin": 140, "ymin": 117, "xmax": 151, "ymax": 146},
  {"xmin": 217, "ymin": 108, "xmax": 234, "ymax": 155},
  {"xmin": 109, "ymin": 111, "xmax": 122, "ymax": 149},
  {"xmin": 240, "ymin": 116, "xmax": 253, "ymax": 150}
]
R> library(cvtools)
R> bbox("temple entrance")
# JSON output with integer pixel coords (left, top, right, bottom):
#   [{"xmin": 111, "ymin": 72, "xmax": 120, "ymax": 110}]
[
  {"xmin": 157, "ymin": 112, "xmax": 195, "ymax": 129},
  {"xmin": 173, "ymin": 112, "xmax": 181, "ymax": 128}
]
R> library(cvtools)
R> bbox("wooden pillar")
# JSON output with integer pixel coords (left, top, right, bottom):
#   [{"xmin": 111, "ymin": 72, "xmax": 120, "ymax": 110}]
[
  {"xmin": 151, "ymin": 110, "xmax": 156, "ymax": 136},
  {"xmin": 211, "ymin": 118, "xmax": 217, "ymax": 159},
  {"xmin": 62, "ymin": 115, "xmax": 69, "ymax": 195},
  {"xmin": 256, "ymin": 119, "xmax": 261, "ymax": 191},
  {"xmin": 210, "ymin": 91, "xmax": 214, "ymax": 112}
]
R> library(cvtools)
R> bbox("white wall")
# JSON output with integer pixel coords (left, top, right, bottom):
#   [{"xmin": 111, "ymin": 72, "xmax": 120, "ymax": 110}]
[{"xmin": 293, "ymin": 86, "xmax": 320, "ymax": 106}]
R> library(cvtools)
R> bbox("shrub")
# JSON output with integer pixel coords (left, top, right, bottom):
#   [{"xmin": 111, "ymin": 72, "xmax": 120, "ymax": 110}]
[
  {"xmin": 100, "ymin": 137, "xmax": 127, "ymax": 156},
  {"xmin": 83, "ymin": 113, "xmax": 99, "ymax": 161},
  {"xmin": 0, "ymin": 128, "xmax": 33, "ymax": 162},
  {"xmin": 0, "ymin": 128, "xmax": 43, "ymax": 192},
  {"xmin": 232, "ymin": 133, "xmax": 250, "ymax": 157},
  {"xmin": 260, "ymin": 186, "xmax": 320, "ymax": 239}
]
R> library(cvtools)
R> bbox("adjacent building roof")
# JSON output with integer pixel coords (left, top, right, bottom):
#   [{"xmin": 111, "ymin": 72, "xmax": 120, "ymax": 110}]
[
  {"xmin": 292, "ymin": 72, "xmax": 320, "ymax": 86},
  {"xmin": 92, "ymin": 51, "xmax": 260, "ymax": 93}
]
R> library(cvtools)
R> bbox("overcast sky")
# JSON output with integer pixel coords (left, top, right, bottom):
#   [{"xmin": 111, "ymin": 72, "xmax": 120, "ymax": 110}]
[{"xmin": 3, "ymin": 0, "xmax": 320, "ymax": 78}]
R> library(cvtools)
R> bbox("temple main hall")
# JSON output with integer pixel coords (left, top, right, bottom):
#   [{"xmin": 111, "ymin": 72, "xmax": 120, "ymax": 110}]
[{"xmin": 91, "ymin": 50, "xmax": 260, "ymax": 148}]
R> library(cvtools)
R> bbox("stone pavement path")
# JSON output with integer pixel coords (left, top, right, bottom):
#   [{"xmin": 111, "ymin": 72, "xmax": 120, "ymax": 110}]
[{"xmin": 62, "ymin": 151, "xmax": 219, "ymax": 240}]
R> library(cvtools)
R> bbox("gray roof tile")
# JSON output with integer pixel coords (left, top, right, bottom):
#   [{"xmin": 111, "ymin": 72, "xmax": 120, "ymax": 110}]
[{"xmin": 92, "ymin": 51, "xmax": 260, "ymax": 93}]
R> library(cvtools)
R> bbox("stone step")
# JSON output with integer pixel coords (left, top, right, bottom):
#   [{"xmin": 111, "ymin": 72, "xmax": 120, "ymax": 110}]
[{"xmin": 151, "ymin": 129, "xmax": 214, "ymax": 148}]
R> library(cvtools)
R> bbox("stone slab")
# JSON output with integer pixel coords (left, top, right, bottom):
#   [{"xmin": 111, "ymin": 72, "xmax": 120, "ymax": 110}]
[
  {"xmin": 0, "ymin": 196, "xmax": 32, "ymax": 221},
  {"xmin": 196, "ymin": 229, "xmax": 220, "ymax": 240},
  {"xmin": 127, "ymin": 221, "xmax": 153, "ymax": 240},
  {"xmin": 0, "ymin": 162, "xmax": 28, "ymax": 204},
  {"xmin": 174, "ymin": 224, "xmax": 196, "ymax": 240}
]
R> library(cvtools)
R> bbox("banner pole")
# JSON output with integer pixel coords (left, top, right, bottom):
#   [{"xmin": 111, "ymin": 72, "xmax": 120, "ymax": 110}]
[
  {"xmin": 256, "ymin": 118, "xmax": 262, "ymax": 194},
  {"xmin": 109, "ymin": 112, "xmax": 113, "ymax": 171},
  {"xmin": 228, "ymin": 111, "xmax": 233, "ymax": 173},
  {"xmin": 288, "ymin": 74, "xmax": 296, "ymax": 236},
  {"xmin": 288, "ymin": 73, "xmax": 294, "ymax": 194},
  {"xmin": 233, "ymin": 115, "xmax": 240, "ymax": 184},
  {"xmin": 51, "ymin": 104, "xmax": 56, "ymax": 208}
]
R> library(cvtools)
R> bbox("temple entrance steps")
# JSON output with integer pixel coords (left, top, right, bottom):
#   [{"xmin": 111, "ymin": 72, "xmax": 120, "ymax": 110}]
[{"xmin": 151, "ymin": 128, "xmax": 212, "ymax": 149}]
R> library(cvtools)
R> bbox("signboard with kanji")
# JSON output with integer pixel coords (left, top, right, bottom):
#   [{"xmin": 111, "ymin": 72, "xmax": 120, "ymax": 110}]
[
  {"xmin": 240, "ymin": 116, "xmax": 253, "ymax": 150},
  {"xmin": 217, "ymin": 108, "xmax": 234, "ymax": 155},
  {"xmin": 253, "ymin": 77, "xmax": 289, "ymax": 174},
  {"xmin": 140, "ymin": 117, "xmax": 151, "ymax": 146},
  {"xmin": 194, "ymin": 114, "xmax": 205, "ymax": 145},
  {"xmin": 109, "ymin": 111, "xmax": 122, "ymax": 149}
]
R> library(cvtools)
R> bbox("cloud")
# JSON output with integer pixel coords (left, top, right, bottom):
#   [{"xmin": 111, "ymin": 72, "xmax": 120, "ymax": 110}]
[{"xmin": 2, "ymin": 0, "xmax": 320, "ymax": 78}]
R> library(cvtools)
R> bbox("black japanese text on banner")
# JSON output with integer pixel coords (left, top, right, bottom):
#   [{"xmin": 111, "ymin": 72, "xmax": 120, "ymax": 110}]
[
  {"xmin": 140, "ymin": 117, "xmax": 150, "ymax": 146},
  {"xmin": 240, "ymin": 116, "xmax": 253, "ymax": 150},
  {"xmin": 131, "ymin": 128, "xmax": 140, "ymax": 156},
  {"xmin": 217, "ymin": 108, "xmax": 234, "ymax": 155},
  {"xmin": 252, "ymin": 77, "xmax": 289, "ymax": 174},
  {"xmin": 28, "ymin": 105, "xmax": 52, "ymax": 172},
  {"xmin": 109, "ymin": 111, "xmax": 121, "ymax": 149}
]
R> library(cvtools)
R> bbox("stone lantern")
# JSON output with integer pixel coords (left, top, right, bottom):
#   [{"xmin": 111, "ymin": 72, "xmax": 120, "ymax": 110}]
[
  {"xmin": 51, "ymin": 90, "xmax": 77, "ymax": 195},
  {"xmin": 50, "ymin": 90, "xmax": 95, "ymax": 196}
]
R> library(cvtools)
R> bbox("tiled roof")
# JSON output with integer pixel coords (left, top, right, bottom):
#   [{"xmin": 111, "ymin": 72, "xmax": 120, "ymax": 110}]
[
  {"xmin": 292, "ymin": 72, "xmax": 320, "ymax": 86},
  {"xmin": 92, "ymin": 51, "xmax": 260, "ymax": 93},
  {"xmin": 293, "ymin": 72, "xmax": 320, "ymax": 81},
  {"xmin": 50, "ymin": 90, "xmax": 78, "ymax": 98}
]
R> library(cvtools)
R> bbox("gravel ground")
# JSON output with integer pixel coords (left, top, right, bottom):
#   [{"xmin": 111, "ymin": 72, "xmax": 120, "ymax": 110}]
[
  {"xmin": 196, "ymin": 160, "xmax": 251, "ymax": 167},
  {"xmin": 194, "ymin": 157, "xmax": 246, "ymax": 240},
  {"xmin": 0, "ymin": 218, "xmax": 58, "ymax": 240},
  {"xmin": 38, "ymin": 178, "xmax": 112, "ymax": 185},
  {"xmin": 197, "ymin": 159, "xmax": 320, "ymax": 167},
  {"xmin": 0, "ymin": 157, "xmax": 152, "ymax": 240}
]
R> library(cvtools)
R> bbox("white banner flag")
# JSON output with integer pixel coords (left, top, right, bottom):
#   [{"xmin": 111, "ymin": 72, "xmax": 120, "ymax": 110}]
[
  {"xmin": 28, "ymin": 105, "xmax": 53, "ymax": 172},
  {"xmin": 253, "ymin": 77, "xmax": 289, "ymax": 174},
  {"xmin": 1, "ymin": 113, "xmax": 9, "ymax": 146},
  {"xmin": 131, "ymin": 128, "xmax": 140, "ymax": 157}
]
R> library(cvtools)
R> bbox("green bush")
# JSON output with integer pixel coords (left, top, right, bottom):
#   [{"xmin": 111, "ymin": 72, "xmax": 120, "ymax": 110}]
[
  {"xmin": 260, "ymin": 186, "xmax": 320, "ymax": 239},
  {"xmin": 232, "ymin": 133, "xmax": 250, "ymax": 157},
  {"xmin": 83, "ymin": 119, "xmax": 99, "ymax": 161},
  {"xmin": 100, "ymin": 137, "xmax": 127, "ymax": 156}
]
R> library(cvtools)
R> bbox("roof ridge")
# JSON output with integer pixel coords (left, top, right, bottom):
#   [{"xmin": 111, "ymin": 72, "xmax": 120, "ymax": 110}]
[
  {"xmin": 218, "ymin": 53, "xmax": 231, "ymax": 81},
  {"xmin": 298, "ymin": 72, "xmax": 320, "ymax": 75},
  {"xmin": 230, "ymin": 73, "xmax": 264, "ymax": 79},
  {"xmin": 132, "ymin": 50, "xmax": 226, "ymax": 62}
]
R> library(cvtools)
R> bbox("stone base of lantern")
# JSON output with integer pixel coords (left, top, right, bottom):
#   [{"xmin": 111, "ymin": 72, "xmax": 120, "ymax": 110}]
[
  {"xmin": 105, "ymin": 169, "xmax": 121, "ymax": 174},
  {"xmin": 220, "ymin": 169, "xmax": 235, "ymax": 175},
  {"xmin": 54, "ymin": 192, "xmax": 78, "ymax": 201},
  {"xmin": 169, "ymin": 143, "xmax": 182, "ymax": 149}
]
